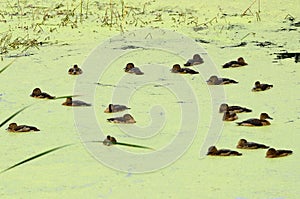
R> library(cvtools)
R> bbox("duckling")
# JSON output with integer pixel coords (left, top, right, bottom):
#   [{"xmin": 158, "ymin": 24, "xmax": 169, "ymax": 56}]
[
  {"xmin": 222, "ymin": 57, "xmax": 248, "ymax": 68},
  {"xmin": 207, "ymin": 146, "xmax": 242, "ymax": 156},
  {"xmin": 104, "ymin": 104, "xmax": 130, "ymax": 113},
  {"xmin": 206, "ymin": 75, "xmax": 238, "ymax": 85},
  {"xmin": 107, "ymin": 114, "xmax": 136, "ymax": 124},
  {"xmin": 171, "ymin": 64, "xmax": 199, "ymax": 74},
  {"xmin": 236, "ymin": 139, "xmax": 269, "ymax": 149},
  {"xmin": 184, "ymin": 54, "xmax": 204, "ymax": 66},
  {"xmin": 219, "ymin": 103, "xmax": 252, "ymax": 113},
  {"xmin": 30, "ymin": 88, "xmax": 55, "ymax": 99},
  {"xmin": 68, "ymin": 64, "xmax": 83, "ymax": 75},
  {"xmin": 103, "ymin": 135, "xmax": 117, "ymax": 146},
  {"xmin": 62, "ymin": 97, "xmax": 91, "ymax": 106},
  {"xmin": 6, "ymin": 123, "xmax": 40, "ymax": 132},
  {"xmin": 252, "ymin": 81, "xmax": 273, "ymax": 92},
  {"xmin": 265, "ymin": 148, "xmax": 293, "ymax": 158},
  {"xmin": 236, "ymin": 113, "xmax": 273, "ymax": 126},
  {"xmin": 222, "ymin": 111, "xmax": 238, "ymax": 121},
  {"xmin": 124, "ymin": 63, "xmax": 144, "ymax": 75}
]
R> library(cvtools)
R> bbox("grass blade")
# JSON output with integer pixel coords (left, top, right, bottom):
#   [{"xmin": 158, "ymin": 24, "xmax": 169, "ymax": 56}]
[
  {"xmin": 88, "ymin": 140, "xmax": 154, "ymax": 150},
  {"xmin": 0, "ymin": 143, "xmax": 74, "ymax": 174},
  {"xmin": 0, "ymin": 59, "xmax": 17, "ymax": 74},
  {"xmin": 116, "ymin": 142, "xmax": 155, "ymax": 150},
  {"xmin": 0, "ymin": 104, "xmax": 32, "ymax": 128},
  {"xmin": 54, "ymin": 94, "xmax": 81, "ymax": 100}
]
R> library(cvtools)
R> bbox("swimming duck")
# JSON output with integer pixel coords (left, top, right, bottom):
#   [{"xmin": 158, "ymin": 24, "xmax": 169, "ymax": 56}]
[
  {"xmin": 222, "ymin": 111, "xmax": 238, "ymax": 121},
  {"xmin": 265, "ymin": 148, "xmax": 293, "ymax": 158},
  {"xmin": 236, "ymin": 113, "xmax": 273, "ymax": 126},
  {"xmin": 252, "ymin": 81, "xmax": 273, "ymax": 92},
  {"xmin": 171, "ymin": 64, "xmax": 199, "ymax": 74},
  {"xmin": 206, "ymin": 75, "xmax": 238, "ymax": 85},
  {"xmin": 6, "ymin": 123, "xmax": 40, "ymax": 132},
  {"xmin": 184, "ymin": 54, "xmax": 204, "ymax": 66},
  {"xmin": 68, "ymin": 64, "xmax": 83, "ymax": 75},
  {"xmin": 62, "ymin": 97, "xmax": 91, "ymax": 106},
  {"xmin": 124, "ymin": 63, "xmax": 144, "ymax": 75},
  {"xmin": 222, "ymin": 57, "xmax": 248, "ymax": 68},
  {"xmin": 103, "ymin": 135, "xmax": 117, "ymax": 146},
  {"xmin": 107, "ymin": 114, "xmax": 136, "ymax": 124},
  {"xmin": 219, "ymin": 103, "xmax": 252, "ymax": 113},
  {"xmin": 104, "ymin": 104, "xmax": 130, "ymax": 113},
  {"xmin": 30, "ymin": 88, "xmax": 55, "ymax": 99},
  {"xmin": 207, "ymin": 146, "xmax": 242, "ymax": 156},
  {"xmin": 236, "ymin": 139, "xmax": 269, "ymax": 149}
]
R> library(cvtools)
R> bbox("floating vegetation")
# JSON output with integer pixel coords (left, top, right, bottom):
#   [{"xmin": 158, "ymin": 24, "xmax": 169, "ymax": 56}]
[{"xmin": 274, "ymin": 52, "xmax": 300, "ymax": 63}]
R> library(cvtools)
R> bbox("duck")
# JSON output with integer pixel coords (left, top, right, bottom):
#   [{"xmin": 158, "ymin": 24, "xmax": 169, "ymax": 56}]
[
  {"xmin": 171, "ymin": 64, "xmax": 199, "ymax": 74},
  {"xmin": 184, "ymin": 54, "xmax": 204, "ymax": 66},
  {"xmin": 236, "ymin": 113, "xmax": 273, "ymax": 126},
  {"xmin": 30, "ymin": 88, "xmax": 55, "ymax": 99},
  {"xmin": 103, "ymin": 135, "xmax": 117, "ymax": 146},
  {"xmin": 62, "ymin": 97, "xmax": 91, "ymax": 106},
  {"xmin": 219, "ymin": 103, "xmax": 252, "ymax": 113},
  {"xmin": 6, "ymin": 123, "xmax": 40, "ymax": 132},
  {"xmin": 104, "ymin": 104, "xmax": 130, "ymax": 113},
  {"xmin": 107, "ymin": 114, "xmax": 136, "ymax": 124},
  {"xmin": 207, "ymin": 146, "xmax": 242, "ymax": 156},
  {"xmin": 222, "ymin": 57, "xmax": 248, "ymax": 68},
  {"xmin": 68, "ymin": 64, "xmax": 83, "ymax": 75},
  {"xmin": 124, "ymin": 63, "xmax": 144, "ymax": 75},
  {"xmin": 206, "ymin": 75, "xmax": 238, "ymax": 85},
  {"xmin": 252, "ymin": 81, "xmax": 273, "ymax": 92},
  {"xmin": 236, "ymin": 139, "xmax": 269, "ymax": 149},
  {"xmin": 222, "ymin": 111, "xmax": 238, "ymax": 121},
  {"xmin": 265, "ymin": 148, "xmax": 293, "ymax": 158}
]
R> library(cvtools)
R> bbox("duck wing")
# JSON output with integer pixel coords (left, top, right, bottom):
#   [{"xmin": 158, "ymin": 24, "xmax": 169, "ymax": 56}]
[
  {"xmin": 229, "ymin": 106, "xmax": 252, "ymax": 113},
  {"xmin": 181, "ymin": 68, "xmax": 199, "ymax": 74},
  {"xmin": 220, "ymin": 78, "xmax": 238, "ymax": 84},
  {"xmin": 222, "ymin": 61, "xmax": 238, "ymax": 68},
  {"xmin": 113, "ymin": 105, "xmax": 130, "ymax": 112},
  {"xmin": 236, "ymin": 118, "xmax": 263, "ymax": 126}
]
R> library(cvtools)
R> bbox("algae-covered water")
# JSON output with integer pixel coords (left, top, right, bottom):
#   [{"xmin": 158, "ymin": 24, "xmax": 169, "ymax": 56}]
[{"xmin": 0, "ymin": 0, "xmax": 299, "ymax": 198}]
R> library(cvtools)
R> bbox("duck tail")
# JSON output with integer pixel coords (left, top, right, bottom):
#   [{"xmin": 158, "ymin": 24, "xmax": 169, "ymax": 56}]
[
  {"xmin": 236, "ymin": 122, "xmax": 243, "ymax": 126},
  {"xmin": 244, "ymin": 108, "xmax": 252, "ymax": 112}
]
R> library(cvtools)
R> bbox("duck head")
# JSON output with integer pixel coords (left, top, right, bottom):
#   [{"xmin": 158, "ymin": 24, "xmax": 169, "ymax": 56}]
[
  {"xmin": 171, "ymin": 64, "xmax": 181, "ymax": 72},
  {"xmin": 124, "ymin": 114, "xmax": 136, "ymax": 123},
  {"xmin": 260, "ymin": 113, "xmax": 273, "ymax": 120},
  {"xmin": 31, "ymin": 88, "xmax": 42, "ymax": 96},
  {"xmin": 219, "ymin": 103, "xmax": 229, "ymax": 112},
  {"xmin": 7, "ymin": 123, "xmax": 18, "ymax": 130},
  {"xmin": 207, "ymin": 76, "xmax": 218, "ymax": 83},
  {"xmin": 237, "ymin": 57, "xmax": 247, "ymax": 65},
  {"xmin": 124, "ymin": 63, "xmax": 135, "ymax": 72},
  {"xmin": 207, "ymin": 146, "xmax": 218, "ymax": 155}
]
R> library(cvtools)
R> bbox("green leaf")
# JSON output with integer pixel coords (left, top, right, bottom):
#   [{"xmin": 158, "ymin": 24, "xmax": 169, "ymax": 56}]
[
  {"xmin": 0, "ymin": 104, "xmax": 32, "ymax": 128},
  {"xmin": 0, "ymin": 143, "xmax": 74, "ymax": 174},
  {"xmin": 53, "ymin": 94, "xmax": 81, "ymax": 100},
  {"xmin": 0, "ymin": 59, "xmax": 17, "ymax": 74}
]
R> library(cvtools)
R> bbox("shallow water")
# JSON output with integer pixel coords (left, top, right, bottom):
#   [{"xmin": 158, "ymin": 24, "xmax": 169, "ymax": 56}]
[{"xmin": 0, "ymin": 0, "xmax": 299, "ymax": 198}]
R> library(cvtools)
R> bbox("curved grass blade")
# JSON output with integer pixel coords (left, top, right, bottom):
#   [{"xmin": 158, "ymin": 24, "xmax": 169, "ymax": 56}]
[
  {"xmin": 0, "ymin": 143, "xmax": 74, "ymax": 174},
  {"xmin": 116, "ymin": 142, "xmax": 155, "ymax": 151},
  {"xmin": 0, "ymin": 59, "xmax": 17, "ymax": 74},
  {"xmin": 0, "ymin": 104, "xmax": 32, "ymax": 128},
  {"xmin": 53, "ymin": 94, "xmax": 81, "ymax": 100},
  {"xmin": 88, "ymin": 140, "xmax": 154, "ymax": 150}
]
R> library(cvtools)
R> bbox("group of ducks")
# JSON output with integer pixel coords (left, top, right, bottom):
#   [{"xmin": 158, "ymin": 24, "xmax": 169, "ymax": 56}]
[
  {"xmin": 204, "ymin": 57, "xmax": 291, "ymax": 158},
  {"xmin": 6, "ymin": 56, "xmax": 293, "ymax": 158}
]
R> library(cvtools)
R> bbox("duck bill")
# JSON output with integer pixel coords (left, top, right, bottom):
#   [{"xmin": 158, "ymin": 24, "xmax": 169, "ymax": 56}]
[{"xmin": 268, "ymin": 116, "xmax": 273, "ymax": 120}]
